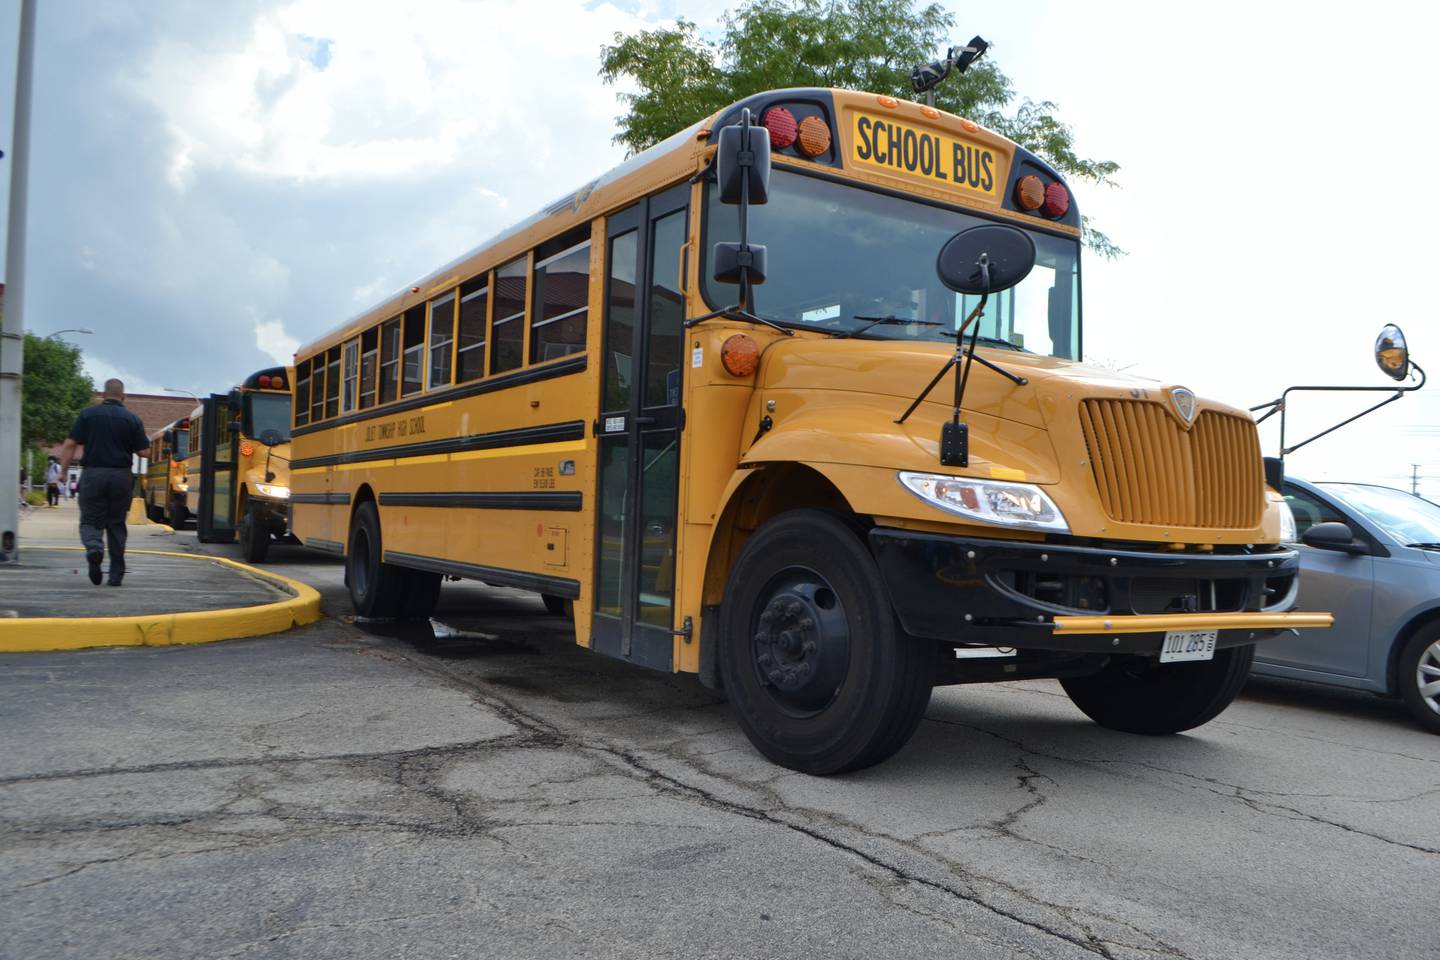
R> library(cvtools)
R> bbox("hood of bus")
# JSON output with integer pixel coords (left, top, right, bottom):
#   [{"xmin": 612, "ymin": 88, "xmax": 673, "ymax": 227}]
[
  {"xmin": 241, "ymin": 440, "xmax": 292, "ymax": 499},
  {"xmin": 748, "ymin": 337, "xmax": 1278, "ymax": 545}
]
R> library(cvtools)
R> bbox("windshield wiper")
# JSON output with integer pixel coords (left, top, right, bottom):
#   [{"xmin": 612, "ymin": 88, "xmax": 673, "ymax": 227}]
[
  {"xmin": 837, "ymin": 315, "xmax": 944, "ymax": 338},
  {"xmin": 1407, "ymin": 542, "xmax": 1440, "ymax": 550},
  {"xmin": 968, "ymin": 335, "xmax": 1026, "ymax": 352},
  {"xmin": 684, "ymin": 305, "xmax": 794, "ymax": 337}
]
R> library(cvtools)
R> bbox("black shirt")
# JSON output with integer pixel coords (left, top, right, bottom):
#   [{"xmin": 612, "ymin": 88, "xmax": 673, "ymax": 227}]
[{"xmin": 68, "ymin": 399, "xmax": 149, "ymax": 468}]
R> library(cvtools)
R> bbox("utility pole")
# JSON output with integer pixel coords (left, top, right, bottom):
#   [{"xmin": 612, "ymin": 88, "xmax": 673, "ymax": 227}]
[
  {"xmin": 0, "ymin": 0, "xmax": 37, "ymax": 564},
  {"xmin": 1414, "ymin": 464, "xmax": 1421, "ymax": 497}
]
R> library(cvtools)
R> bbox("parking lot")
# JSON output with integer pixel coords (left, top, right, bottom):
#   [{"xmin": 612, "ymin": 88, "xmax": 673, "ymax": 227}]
[{"xmin": 0, "ymin": 532, "xmax": 1434, "ymax": 960}]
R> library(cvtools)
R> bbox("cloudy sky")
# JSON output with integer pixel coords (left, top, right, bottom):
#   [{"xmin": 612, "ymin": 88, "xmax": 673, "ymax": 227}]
[{"xmin": 1, "ymin": 0, "xmax": 1436, "ymax": 495}]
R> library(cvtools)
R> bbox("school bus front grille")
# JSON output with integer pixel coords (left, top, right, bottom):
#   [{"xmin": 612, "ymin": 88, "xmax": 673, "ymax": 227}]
[{"xmin": 1078, "ymin": 400, "xmax": 1263, "ymax": 529}]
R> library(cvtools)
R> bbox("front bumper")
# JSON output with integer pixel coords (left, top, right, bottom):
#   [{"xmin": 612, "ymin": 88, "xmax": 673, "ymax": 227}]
[{"xmin": 868, "ymin": 528, "xmax": 1332, "ymax": 654}]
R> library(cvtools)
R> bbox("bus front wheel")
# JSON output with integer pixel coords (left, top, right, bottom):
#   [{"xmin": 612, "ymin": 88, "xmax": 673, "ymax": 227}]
[
  {"xmin": 718, "ymin": 509, "xmax": 934, "ymax": 776},
  {"xmin": 347, "ymin": 501, "xmax": 407, "ymax": 619},
  {"xmin": 239, "ymin": 501, "xmax": 270, "ymax": 564},
  {"xmin": 1059, "ymin": 644, "xmax": 1255, "ymax": 735}
]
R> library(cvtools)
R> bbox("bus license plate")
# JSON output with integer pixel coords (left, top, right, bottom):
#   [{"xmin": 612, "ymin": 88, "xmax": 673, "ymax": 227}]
[{"xmin": 1160, "ymin": 630, "xmax": 1217, "ymax": 663}]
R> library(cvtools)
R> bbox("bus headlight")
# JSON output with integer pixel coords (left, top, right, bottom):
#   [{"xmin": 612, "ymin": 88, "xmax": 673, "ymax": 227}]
[
  {"xmin": 1278, "ymin": 500, "xmax": 1297, "ymax": 542},
  {"xmin": 898, "ymin": 472, "xmax": 1070, "ymax": 533},
  {"xmin": 253, "ymin": 483, "xmax": 290, "ymax": 500}
]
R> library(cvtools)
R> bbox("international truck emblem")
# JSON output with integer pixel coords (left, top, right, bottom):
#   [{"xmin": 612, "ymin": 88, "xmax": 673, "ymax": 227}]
[{"xmin": 1169, "ymin": 386, "xmax": 1197, "ymax": 426}]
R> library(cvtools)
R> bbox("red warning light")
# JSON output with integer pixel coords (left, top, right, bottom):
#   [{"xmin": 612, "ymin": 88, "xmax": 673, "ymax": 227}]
[{"xmin": 762, "ymin": 107, "xmax": 798, "ymax": 149}]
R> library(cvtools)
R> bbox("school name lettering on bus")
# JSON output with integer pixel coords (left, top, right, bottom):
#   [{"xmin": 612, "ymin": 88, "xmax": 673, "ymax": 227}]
[
  {"xmin": 850, "ymin": 113, "xmax": 1001, "ymax": 198},
  {"xmin": 363, "ymin": 414, "xmax": 426, "ymax": 443}
]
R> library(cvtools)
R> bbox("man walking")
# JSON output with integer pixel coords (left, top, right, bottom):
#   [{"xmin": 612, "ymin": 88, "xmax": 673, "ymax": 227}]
[
  {"xmin": 45, "ymin": 456, "xmax": 62, "ymax": 506},
  {"xmin": 58, "ymin": 379, "xmax": 150, "ymax": 586}
]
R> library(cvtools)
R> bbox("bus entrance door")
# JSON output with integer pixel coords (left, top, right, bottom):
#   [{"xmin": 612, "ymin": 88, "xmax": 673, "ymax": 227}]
[
  {"xmin": 196, "ymin": 394, "xmax": 239, "ymax": 544},
  {"xmin": 592, "ymin": 185, "xmax": 689, "ymax": 671}
]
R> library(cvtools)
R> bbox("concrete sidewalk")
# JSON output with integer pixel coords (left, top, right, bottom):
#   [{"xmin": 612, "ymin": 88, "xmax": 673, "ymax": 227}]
[{"xmin": 2, "ymin": 498, "xmax": 320, "ymax": 648}]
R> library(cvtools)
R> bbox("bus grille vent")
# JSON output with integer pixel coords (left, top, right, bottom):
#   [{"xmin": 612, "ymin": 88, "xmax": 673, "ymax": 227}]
[{"xmin": 1078, "ymin": 399, "xmax": 1263, "ymax": 529}]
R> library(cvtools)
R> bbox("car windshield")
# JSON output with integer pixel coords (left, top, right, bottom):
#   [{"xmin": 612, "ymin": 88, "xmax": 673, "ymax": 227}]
[
  {"xmin": 1320, "ymin": 483, "xmax": 1440, "ymax": 546},
  {"xmin": 248, "ymin": 393, "xmax": 292, "ymax": 443},
  {"xmin": 704, "ymin": 168, "xmax": 1080, "ymax": 359}
]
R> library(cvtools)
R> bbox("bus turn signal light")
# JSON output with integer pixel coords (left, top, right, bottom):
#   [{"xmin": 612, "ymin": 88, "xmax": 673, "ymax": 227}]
[
  {"xmin": 721, "ymin": 334, "xmax": 760, "ymax": 377},
  {"xmin": 1015, "ymin": 175, "xmax": 1044, "ymax": 211},
  {"xmin": 796, "ymin": 116, "xmax": 831, "ymax": 157},
  {"xmin": 240, "ymin": 442, "xmax": 255, "ymax": 457},
  {"xmin": 762, "ymin": 107, "xmax": 797, "ymax": 149},
  {"xmin": 1042, "ymin": 182, "xmax": 1070, "ymax": 218}
]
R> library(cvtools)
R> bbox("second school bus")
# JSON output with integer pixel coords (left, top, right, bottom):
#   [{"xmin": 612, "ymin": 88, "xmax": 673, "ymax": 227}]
[{"xmin": 291, "ymin": 88, "xmax": 1330, "ymax": 773}]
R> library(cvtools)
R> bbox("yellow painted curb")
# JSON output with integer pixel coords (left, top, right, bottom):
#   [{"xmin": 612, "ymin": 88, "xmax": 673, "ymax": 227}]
[{"xmin": 0, "ymin": 548, "xmax": 323, "ymax": 653}]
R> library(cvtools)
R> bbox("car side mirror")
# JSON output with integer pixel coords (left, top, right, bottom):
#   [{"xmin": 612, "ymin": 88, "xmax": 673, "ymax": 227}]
[{"xmin": 1301, "ymin": 521, "xmax": 1369, "ymax": 555}]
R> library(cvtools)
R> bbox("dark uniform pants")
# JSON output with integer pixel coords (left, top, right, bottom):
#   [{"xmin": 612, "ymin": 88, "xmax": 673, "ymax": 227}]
[{"xmin": 79, "ymin": 467, "xmax": 133, "ymax": 576}]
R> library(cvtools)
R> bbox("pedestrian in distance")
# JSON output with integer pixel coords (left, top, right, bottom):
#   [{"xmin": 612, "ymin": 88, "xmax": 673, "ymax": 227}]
[
  {"xmin": 58, "ymin": 379, "xmax": 150, "ymax": 587},
  {"xmin": 68, "ymin": 477, "xmax": 78, "ymax": 499},
  {"xmin": 45, "ymin": 456, "xmax": 62, "ymax": 507}
]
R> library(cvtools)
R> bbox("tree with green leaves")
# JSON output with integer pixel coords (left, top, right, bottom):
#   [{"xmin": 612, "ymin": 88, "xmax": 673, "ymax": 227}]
[
  {"xmin": 600, "ymin": 0, "xmax": 1121, "ymax": 256},
  {"xmin": 22, "ymin": 334, "xmax": 94, "ymax": 448}
]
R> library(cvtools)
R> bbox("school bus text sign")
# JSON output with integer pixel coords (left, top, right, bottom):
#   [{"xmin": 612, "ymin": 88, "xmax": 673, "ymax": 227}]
[{"xmin": 849, "ymin": 113, "xmax": 1004, "ymax": 200}]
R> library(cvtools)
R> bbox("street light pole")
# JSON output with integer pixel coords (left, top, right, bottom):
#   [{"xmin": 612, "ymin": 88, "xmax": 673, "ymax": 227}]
[{"xmin": 1, "ymin": 0, "xmax": 38, "ymax": 564}]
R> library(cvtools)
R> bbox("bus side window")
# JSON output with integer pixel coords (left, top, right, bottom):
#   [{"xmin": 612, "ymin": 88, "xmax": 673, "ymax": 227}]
[
  {"xmin": 402, "ymin": 305, "xmax": 425, "ymax": 397},
  {"xmin": 379, "ymin": 317, "xmax": 400, "ymax": 404},
  {"xmin": 324, "ymin": 345, "xmax": 341, "ymax": 418},
  {"xmin": 428, "ymin": 290, "xmax": 456, "ymax": 391},
  {"xmin": 295, "ymin": 358, "xmax": 311, "ymax": 427},
  {"xmin": 457, "ymin": 275, "xmax": 488, "ymax": 383},
  {"xmin": 341, "ymin": 339, "xmax": 359, "ymax": 413},
  {"xmin": 531, "ymin": 227, "xmax": 591, "ymax": 364},
  {"xmin": 491, "ymin": 256, "xmax": 527, "ymax": 375},
  {"xmin": 359, "ymin": 327, "xmax": 378, "ymax": 409},
  {"xmin": 311, "ymin": 354, "xmax": 326, "ymax": 424}
]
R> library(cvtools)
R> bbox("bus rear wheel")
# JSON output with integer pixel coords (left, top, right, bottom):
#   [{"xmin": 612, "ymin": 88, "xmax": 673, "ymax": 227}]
[
  {"xmin": 1059, "ymin": 643, "xmax": 1255, "ymax": 735},
  {"xmin": 347, "ymin": 501, "xmax": 407, "ymax": 619},
  {"xmin": 719, "ymin": 509, "xmax": 934, "ymax": 775},
  {"xmin": 239, "ymin": 501, "xmax": 270, "ymax": 564}
]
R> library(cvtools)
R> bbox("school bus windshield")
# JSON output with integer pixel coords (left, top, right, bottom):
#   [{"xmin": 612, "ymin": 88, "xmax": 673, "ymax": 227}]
[
  {"xmin": 705, "ymin": 168, "xmax": 1081, "ymax": 359},
  {"xmin": 247, "ymin": 393, "xmax": 293, "ymax": 442}
]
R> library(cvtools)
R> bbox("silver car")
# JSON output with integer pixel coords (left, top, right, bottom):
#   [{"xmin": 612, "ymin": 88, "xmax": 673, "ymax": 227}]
[{"xmin": 1254, "ymin": 477, "xmax": 1440, "ymax": 732}]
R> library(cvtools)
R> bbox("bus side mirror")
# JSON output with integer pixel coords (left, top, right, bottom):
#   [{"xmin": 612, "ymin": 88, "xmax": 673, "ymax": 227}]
[
  {"xmin": 715, "ymin": 112, "xmax": 770, "ymax": 206},
  {"xmin": 712, "ymin": 244, "xmax": 768, "ymax": 285},
  {"xmin": 1375, "ymin": 324, "xmax": 1410, "ymax": 381},
  {"xmin": 228, "ymin": 418, "xmax": 242, "ymax": 435},
  {"xmin": 163, "ymin": 430, "xmax": 175, "ymax": 445},
  {"xmin": 936, "ymin": 224, "xmax": 1036, "ymax": 295},
  {"xmin": 227, "ymin": 388, "xmax": 243, "ymax": 412}
]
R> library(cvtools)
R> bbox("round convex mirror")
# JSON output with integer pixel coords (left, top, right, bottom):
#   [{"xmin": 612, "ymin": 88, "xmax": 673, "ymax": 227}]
[
  {"xmin": 1375, "ymin": 324, "xmax": 1410, "ymax": 381},
  {"xmin": 936, "ymin": 224, "xmax": 1036, "ymax": 295}
]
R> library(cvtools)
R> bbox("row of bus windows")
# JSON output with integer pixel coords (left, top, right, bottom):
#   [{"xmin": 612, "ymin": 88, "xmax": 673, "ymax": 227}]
[{"xmin": 294, "ymin": 225, "xmax": 593, "ymax": 427}]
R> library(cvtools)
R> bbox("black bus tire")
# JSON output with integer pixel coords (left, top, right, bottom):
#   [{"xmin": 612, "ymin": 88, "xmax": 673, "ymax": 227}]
[
  {"xmin": 168, "ymin": 494, "xmax": 187, "ymax": 529},
  {"xmin": 1059, "ymin": 643, "xmax": 1255, "ymax": 735},
  {"xmin": 1396, "ymin": 623, "xmax": 1440, "ymax": 735},
  {"xmin": 402, "ymin": 570, "xmax": 442, "ymax": 620},
  {"xmin": 347, "ymin": 501, "xmax": 406, "ymax": 619},
  {"xmin": 718, "ymin": 509, "xmax": 934, "ymax": 776},
  {"xmin": 239, "ymin": 502, "xmax": 270, "ymax": 564}
]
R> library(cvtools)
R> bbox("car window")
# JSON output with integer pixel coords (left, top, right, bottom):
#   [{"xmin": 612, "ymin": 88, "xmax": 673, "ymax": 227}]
[{"xmin": 1283, "ymin": 486, "xmax": 1347, "ymax": 539}]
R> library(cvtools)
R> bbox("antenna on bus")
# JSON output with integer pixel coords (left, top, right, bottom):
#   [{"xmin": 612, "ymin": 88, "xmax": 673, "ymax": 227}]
[{"xmin": 910, "ymin": 36, "xmax": 990, "ymax": 107}]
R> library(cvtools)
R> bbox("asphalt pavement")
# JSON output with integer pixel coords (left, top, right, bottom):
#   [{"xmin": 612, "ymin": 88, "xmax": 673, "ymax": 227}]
[{"xmin": 2, "ymin": 522, "xmax": 1437, "ymax": 960}]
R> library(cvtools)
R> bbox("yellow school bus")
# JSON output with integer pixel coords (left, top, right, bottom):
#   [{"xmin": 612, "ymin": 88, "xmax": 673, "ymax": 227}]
[
  {"xmin": 143, "ymin": 415, "xmax": 191, "ymax": 525},
  {"xmin": 182, "ymin": 366, "xmax": 294, "ymax": 561},
  {"xmin": 290, "ymin": 88, "xmax": 1331, "ymax": 773}
]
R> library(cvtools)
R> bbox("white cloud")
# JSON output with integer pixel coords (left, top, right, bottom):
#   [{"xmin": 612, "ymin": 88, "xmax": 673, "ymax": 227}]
[
  {"xmin": 83, "ymin": 355, "xmax": 167, "ymax": 398},
  {"xmin": 254, "ymin": 317, "xmax": 301, "ymax": 366}
]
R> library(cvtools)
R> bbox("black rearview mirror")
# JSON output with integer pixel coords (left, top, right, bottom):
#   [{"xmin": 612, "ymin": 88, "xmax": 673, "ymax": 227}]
[
  {"xmin": 712, "ymin": 243, "xmax": 768, "ymax": 286},
  {"xmin": 227, "ymin": 388, "xmax": 243, "ymax": 413},
  {"xmin": 936, "ymin": 224, "xmax": 1036, "ymax": 294},
  {"xmin": 228, "ymin": 418, "xmax": 242, "ymax": 435},
  {"xmin": 1375, "ymin": 324, "xmax": 1410, "ymax": 381},
  {"xmin": 1301, "ymin": 521, "xmax": 1368, "ymax": 555},
  {"xmin": 715, "ymin": 117, "xmax": 771, "ymax": 206}
]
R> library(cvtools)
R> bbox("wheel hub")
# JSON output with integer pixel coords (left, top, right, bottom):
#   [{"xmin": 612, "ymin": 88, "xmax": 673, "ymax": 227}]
[
  {"xmin": 1418, "ymin": 639, "xmax": 1440, "ymax": 717},
  {"xmin": 751, "ymin": 572, "xmax": 849, "ymax": 712}
]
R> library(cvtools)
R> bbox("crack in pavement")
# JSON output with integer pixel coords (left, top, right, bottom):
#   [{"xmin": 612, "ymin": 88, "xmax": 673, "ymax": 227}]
[{"xmin": 927, "ymin": 716, "xmax": 1440, "ymax": 858}]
